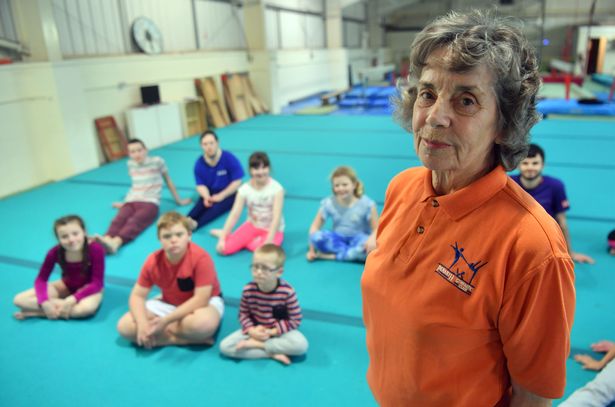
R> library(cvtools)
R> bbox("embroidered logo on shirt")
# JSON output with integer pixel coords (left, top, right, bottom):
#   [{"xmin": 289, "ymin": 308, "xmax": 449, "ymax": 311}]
[
  {"xmin": 216, "ymin": 169, "xmax": 228, "ymax": 176},
  {"xmin": 434, "ymin": 242, "xmax": 487, "ymax": 295}
]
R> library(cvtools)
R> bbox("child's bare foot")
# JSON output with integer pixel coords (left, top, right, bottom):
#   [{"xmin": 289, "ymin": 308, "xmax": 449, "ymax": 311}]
[
  {"xmin": 13, "ymin": 310, "xmax": 43, "ymax": 320},
  {"xmin": 186, "ymin": 217, "xmax": 198, "ymax": 231},
  {"xmin": 591, "ymin": 340, "xmax": 615, "ymax": 353},
  {"xmin": 306, "ymin": 250, "xmax": 317, "ymax": 262},
  {"xmin": 236, "ymin": 338, "xmax": 261, "ymax": 350},
  {"xmin": 271, "ymin": 353, "xmax": 291, "ymax": 365},
  {"xmin": 99, "ymin": 236, "xmax": 121, "ymax": 254},
  {"xmin": 210, "ymin": 229, "xmax": 223, "ymax": 238}
]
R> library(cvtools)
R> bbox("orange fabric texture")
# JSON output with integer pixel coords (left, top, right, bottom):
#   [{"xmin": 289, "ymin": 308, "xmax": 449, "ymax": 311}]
[
  {"xmin": 361, "ymin": 165, "xmax": 575, "ymax": 406},
  {"xmin": 138, "ymin": 242, "xmax": 221, "ymax": 306}
]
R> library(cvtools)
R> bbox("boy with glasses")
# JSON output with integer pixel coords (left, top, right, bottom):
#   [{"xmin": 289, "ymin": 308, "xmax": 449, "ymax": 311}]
[{"xmin": 219, "ymin": 244, "xmax": 308, "ymax": 365}]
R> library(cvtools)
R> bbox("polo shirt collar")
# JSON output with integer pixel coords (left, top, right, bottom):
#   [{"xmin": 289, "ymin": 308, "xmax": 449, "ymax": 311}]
[{"xmin": 419, "ymin": 165, "xmax": 508, "ymax": 221}]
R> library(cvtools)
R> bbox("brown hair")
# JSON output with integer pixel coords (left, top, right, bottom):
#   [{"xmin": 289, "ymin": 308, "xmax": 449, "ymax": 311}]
[
  {"xmin": 249, "ymin": 151, "xmax": 270, "ymax": 169},
  {"xmin": 53, "ymin": 215, "xmax": 90, "ymax": 275},
  {"xmin": 255, "ymin": 243, "xmax": 286, "ymax": 267},
  {"xmin": 331, "ymin": 166, "xmax": 364, "ymax": 198},
  {"xmin": 156, "ymin": 211, "xmax": 191, "ymax": 237}
]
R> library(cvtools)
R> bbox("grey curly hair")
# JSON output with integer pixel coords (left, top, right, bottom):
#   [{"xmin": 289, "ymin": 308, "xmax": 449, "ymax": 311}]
[{"xmin": 394, "ymin": 9, "xmax": 541, "ymax": 171}]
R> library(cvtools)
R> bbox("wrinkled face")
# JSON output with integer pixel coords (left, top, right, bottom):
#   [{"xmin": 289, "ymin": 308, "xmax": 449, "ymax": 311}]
[
  {"xmin": 518, "ymin": 154, "xmax": 544, "ymax": 182},
  {"xmin": 332, "ymin": 175, "xmax": 355, "ymax": 199},
  {"xmin": 158, "ymin": 223, "xmax": 191, "ymax": 258},
  {"xmin": 250, "ymin": 165, "xmax": 270, "ymax": 186},
  {"xmin": 250, "ymin": 252, "xmax": 282, "ymax": 287},
  {"xmin": 128, "ymin": 142, "xmax": 147, "ymax": 164},
  {"xmin": 55, "ymin": 221, "xmax": 86, "ymax": 253},
  {"xmin": 412, "ymin": 48, "xmax": 500, "ymax": 178},
  {"xmin": 200, "ymin": 134, "xmax": 219, "ymax": 159}
]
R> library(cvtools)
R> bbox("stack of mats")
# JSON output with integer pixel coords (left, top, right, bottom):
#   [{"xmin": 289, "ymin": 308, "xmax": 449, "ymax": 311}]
[
  {"xmin": 337, "ymin": 86, "xmax": 397, "ymax": 114},
  {"xmin": 537, "ymin": 99, "xmax": 615, "ymax": 116}
]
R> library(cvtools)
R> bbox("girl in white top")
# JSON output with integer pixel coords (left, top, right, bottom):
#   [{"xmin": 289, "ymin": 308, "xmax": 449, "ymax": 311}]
[{"xmin": 211, "ymin": 152, "xmax": 285, "ymax": 255}]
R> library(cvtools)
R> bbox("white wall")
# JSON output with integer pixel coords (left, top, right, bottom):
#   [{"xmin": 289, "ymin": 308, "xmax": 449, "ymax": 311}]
[
  {"xmin": 0, "ymin": 50, "xmax": 250, "ymax": 197},
  {"xmin": 576, "ymin": 26, "xmax": 615, "ymax": 75}
]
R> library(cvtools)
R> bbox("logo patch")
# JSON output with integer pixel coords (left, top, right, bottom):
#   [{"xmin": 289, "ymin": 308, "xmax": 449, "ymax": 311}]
[{"xmin": 434, "ymin": 242, "xmax": 487, "ymax": 295}]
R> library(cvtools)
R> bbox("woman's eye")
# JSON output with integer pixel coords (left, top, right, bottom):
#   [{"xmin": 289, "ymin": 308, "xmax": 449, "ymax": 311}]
[{"xmin": 455, "ymin": 95, "xmax": 480, "ymax": 115}]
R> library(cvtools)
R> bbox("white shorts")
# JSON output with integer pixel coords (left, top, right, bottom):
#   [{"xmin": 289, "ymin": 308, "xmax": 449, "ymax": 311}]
[{"xmin": 146, "ymin": 296, "xmax": 225, "ymax": 319}]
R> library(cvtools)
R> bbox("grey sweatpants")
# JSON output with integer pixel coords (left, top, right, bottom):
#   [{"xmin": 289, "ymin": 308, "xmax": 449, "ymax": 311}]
[
  {"xmin": 559, "ymin": 359, "xmax": 615, "ymax": 407},
  {"xmin": 219, "ymin": 328, "xmax": 308, "ymax": 359}
]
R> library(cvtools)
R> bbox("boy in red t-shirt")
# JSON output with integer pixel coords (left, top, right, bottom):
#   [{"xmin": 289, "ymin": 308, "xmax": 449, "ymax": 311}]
[{"xmin": 117, "ymin": 211, "xmax": 223, "ymax": 348}]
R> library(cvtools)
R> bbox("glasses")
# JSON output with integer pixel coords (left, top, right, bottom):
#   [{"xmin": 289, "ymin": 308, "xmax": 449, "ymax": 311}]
[{"xmin": 250, "ymin": 263, "xmax": 280, "ymax": 273}]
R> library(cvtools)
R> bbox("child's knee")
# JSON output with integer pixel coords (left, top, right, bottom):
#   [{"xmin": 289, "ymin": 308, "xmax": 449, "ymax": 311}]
[{"xmin": 116, "ymin": 314, "xmax": 136, "ymax": 338}]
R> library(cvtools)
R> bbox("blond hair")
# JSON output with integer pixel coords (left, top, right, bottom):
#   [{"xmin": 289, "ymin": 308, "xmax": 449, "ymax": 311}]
[
  {"xmin": 156, "ymin": 211, "xmax": 191, "ymax": 236},
  {"xmin": 254, "ymin": 243, "xmax": 286, "ymax": 267},
  {"xmin": 331, "ymin": 166, "xmax": 364, "ymax": 198}
]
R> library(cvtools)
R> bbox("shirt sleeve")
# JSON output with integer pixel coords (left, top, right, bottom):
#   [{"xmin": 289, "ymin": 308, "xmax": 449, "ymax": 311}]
[
  {"xmin": 157, "ymin": 156, "xmax": 168, "ymax": 174},
  {"xmin": 136, "ymin": 255, "xmax": 155, "ymax": 288},
  {"xmin": 227, "ymin": 153, "xmax": 244, "ymax": 181},
  {"xmin": 553, "ymin": 180, "xmax": 570, "ymax": 214},
  {"xmin": 193, "ymin": 253, "xmax": 217, "ymax": 288},
  {"xmin": 239, "ymin": 286, "xmax": 255, "ymax": 333},
  {"xmin": 34, "ymin": 247, "xmax": 59, "ymax": 304},
  {"xmin": 276, "ymin": 287, "xmax": 303, "ymax": 334},
  {"xmin": 498, "ymin": 255, "xmax": 575, "ymax": 398},
  {"xmin": 194, "ymin": 158, "xmax": 206, "ymax": 186},
  {"xmin": 319, "ymin": 197, "xmax": 331, "ymax": 221},
  {"xmin": 72, "ymin": 242, "xmax": 105, "ymax": 302}
]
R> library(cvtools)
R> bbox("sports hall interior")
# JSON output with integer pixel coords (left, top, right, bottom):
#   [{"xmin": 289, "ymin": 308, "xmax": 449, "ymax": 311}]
[{"xmin": 1, "ymin": 0, "xmax": 614, "ymax": 405}]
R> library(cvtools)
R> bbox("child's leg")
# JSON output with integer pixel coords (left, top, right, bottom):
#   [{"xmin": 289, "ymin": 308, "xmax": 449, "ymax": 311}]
[
  {"xmin": 559, "ymin": 359, "xmax": 615, "ymax": 406},
  {"xmin": 69, "ymin": 292, "xmax": 103, "ymax": 319},
  {"xmin": 264, "ymin": 330, "xmax": 309, "ymax": 357},
  {"xmin": 310, "ymin": 230, "xmax": 349, "ymax": 258},
  {"xmin": 245, "ymin": 229, "xmax": 284, "ymax": 252},
  {"xmin": 114, "ymin": 202, "xmax": 159, "ymax": 244},
  {"xmin": 13, "ymin": 280, "xmax": 68, "ymax": 318},
  {"xmin": 222, "ymin": 222, "xmax": 260, "ymax": 255},
  {"xmin": 163, "ymin": 301, "xmax": 222, "ymax": 346},
  {"xmin": 106, "ymin": 202, "xmax": 137, "ymax": 237},
  {"xmin": 189, "ymin": 195, "xmax": 235, "ymax": 230},
  {"xmin": 337, "ymin": 233, "xmax": 370, "ymax": 262},
  {"xmin": 116, "ymin": 309, "xmax": 158, "ymax": 342},
  {"xmin": 220, "ymin": 330, "xmax": 270, "ymax": 359}
]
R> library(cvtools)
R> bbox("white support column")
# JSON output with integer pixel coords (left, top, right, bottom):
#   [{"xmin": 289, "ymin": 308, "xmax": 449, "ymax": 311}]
[
  {"xmin": 12, "ymin": 0, "xmax": 62, "ymax": 62},
  {"xmin": 367, "ymin": 0, "xmax": 383, "ymax": 50},
  {"xmin": 326, "ymin": 0, "xmax": 343, "ymax": 48},
  {"xmin": 244, "ymin": 0, "xmax": 267, "ymax": 51}
]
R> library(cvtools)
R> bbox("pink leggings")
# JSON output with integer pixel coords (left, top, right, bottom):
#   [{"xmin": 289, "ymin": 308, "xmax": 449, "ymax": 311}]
[{"xmin": 223, "ymin": 222, "xmax": 284, "ymax": 255}]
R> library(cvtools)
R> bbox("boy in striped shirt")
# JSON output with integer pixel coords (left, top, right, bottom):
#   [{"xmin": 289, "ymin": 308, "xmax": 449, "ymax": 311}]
[{"xmin": 220, "ymin": 244, "xmax": 308, "ymax": 365}]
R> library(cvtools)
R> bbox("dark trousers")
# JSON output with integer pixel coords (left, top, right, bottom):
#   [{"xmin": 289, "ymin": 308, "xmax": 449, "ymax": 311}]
[{"xmin": 187, "ymin": 194, "xmax": 236, "ymax": 230}]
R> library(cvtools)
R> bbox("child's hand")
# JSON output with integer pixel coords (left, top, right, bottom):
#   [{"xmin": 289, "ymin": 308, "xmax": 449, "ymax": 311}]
[
  {"xmin": 41, "ymin": 301, "xmax": 59, "ymax": 320},
  {"xmin": 591, "ymin": 340, "xmax": 615, "ymax": 353},
  {"xmin": 364, "ymin": 234, "xmax": 377, "ymax": 254},
  {"xmin": 216, "ymin": 239, "xmax": 226, "ymax": 254},
  {"xmin": 137, "ymin": 322, "xmax": 155, "ymax": 349},
  {"xmin": 574, "ymin": 354, "xmax": 604, "ymax": 371},
  {"xmin": 146, "ymin": 317, "xmax": 167, "ymax": 338},
  {"xmin": 176, "ymin": 197, "xmax": 192, "ymax": 206},
  {"xmin": 249, "ymin": 326, "xmax": 270, "ymax": 341},
  {"xmin": 58, "ymin": 296, "xmax": 77, "ymax": 319},
  {"xmin": 112, "ymin": 202, "xmax": 124, "ymax": 209}
]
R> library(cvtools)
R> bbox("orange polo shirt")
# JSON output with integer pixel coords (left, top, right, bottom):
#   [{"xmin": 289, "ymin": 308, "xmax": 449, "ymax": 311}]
[{"xmin": 362, "ymin": 165, "xmax": 575, "ymax": 406}]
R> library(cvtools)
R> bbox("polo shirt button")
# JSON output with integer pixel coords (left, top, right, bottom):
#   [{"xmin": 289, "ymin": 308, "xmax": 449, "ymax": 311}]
[
  {"xmin": 431, "ymin": 199, "xmax": 439, "ymax": 207},
  {"xmin": 417, "ymin": 226, "xmax": 425, "ymax": 234}
]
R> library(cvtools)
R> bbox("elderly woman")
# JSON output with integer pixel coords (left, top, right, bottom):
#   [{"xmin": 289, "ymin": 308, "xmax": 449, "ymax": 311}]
[{"xmin": 361, "ymin": 10, "xmax": 575, "ymax": 407}]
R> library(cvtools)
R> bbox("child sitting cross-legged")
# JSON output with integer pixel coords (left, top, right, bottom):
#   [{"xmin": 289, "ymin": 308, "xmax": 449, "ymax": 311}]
[
  {"xmin": 116, "ymin": 211, "xmax": 223, "ymax": 348},
  {"xmin": 219, "ymin": 244, "xmax": 308, "ymax": 365}
]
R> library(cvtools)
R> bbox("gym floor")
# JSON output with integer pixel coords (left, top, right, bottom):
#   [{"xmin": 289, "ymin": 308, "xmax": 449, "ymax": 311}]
[{"xmin": 1, "ymin": 114, "xmax": 613, "ymax": 406}]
